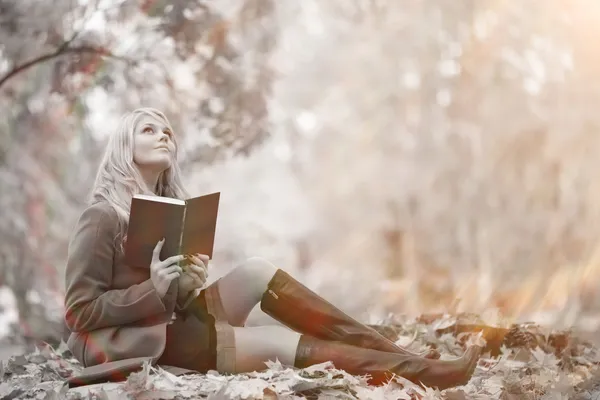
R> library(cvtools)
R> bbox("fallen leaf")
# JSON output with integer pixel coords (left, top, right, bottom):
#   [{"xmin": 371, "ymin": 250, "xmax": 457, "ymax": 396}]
[
  {"xmin": 264, "ymin": 358, "xmax": 284, "ymax": 372},
  {"xmin": 28, "ymin": 354, "xmax": 48, "ymax": 365}
]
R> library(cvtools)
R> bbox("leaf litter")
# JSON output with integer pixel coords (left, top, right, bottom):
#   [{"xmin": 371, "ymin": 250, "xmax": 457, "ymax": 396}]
[{"xmin": 1, "ymin": 315, "xmax": 600, "ymax": 399}]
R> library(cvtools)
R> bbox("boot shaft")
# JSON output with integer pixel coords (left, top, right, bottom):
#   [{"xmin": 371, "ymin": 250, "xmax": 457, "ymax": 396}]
[{"xmin": 261, "ymin": 269, "xmax": 438, "ymax": 358}]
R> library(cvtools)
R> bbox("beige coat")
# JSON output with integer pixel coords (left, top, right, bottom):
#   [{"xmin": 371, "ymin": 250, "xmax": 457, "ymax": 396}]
[{"xmin": 64, "ymin": 202, "xmax": 180, "ymax": 367}]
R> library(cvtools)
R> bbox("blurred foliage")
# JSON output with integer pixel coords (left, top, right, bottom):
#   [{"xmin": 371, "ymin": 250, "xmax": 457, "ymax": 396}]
[{"xmin": 0, "ymin": 0, "xmax": 273, "ymax": 342}]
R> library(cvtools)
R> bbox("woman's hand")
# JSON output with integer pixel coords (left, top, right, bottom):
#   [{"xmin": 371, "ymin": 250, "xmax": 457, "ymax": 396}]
[
  {"xmin": 150, "ymin": 238, "xmax": 185, "ymax": 298},
  {"xmin": 178, "ymin": 253, "xmax": 209, "ymax": 296}
]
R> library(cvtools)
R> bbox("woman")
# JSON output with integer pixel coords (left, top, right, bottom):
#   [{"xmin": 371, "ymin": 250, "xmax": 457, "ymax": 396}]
[{"xmin": 63, "ymin": 108, "xmax": 482, "ymax": 390}]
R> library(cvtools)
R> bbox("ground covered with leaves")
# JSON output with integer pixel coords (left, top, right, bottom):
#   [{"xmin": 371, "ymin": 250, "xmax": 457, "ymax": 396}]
[{"xmin": 1, "ymin": 314, "xmax": 600, "ymax": 399}]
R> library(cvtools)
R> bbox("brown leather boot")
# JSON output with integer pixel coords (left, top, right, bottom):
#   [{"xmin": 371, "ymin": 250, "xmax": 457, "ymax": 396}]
[
  {"xmin": 260, "ymin": 269, "xmax": 439, "ymax": 359},
  {"xmin": 295, "ymin": 335, "xmax": 482, "ymax": 389}
]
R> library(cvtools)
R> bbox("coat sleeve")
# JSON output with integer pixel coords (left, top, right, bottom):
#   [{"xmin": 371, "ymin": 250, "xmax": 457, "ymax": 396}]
[{"xmin": 64, "ymin": 203, "xmax": 167, "ymax": 333}]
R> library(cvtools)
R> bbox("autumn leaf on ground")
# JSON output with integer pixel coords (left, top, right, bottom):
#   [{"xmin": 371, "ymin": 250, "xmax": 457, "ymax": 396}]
[{"xmin": 2, "ymin": 318, "xmax": 600, "ymax": 399}]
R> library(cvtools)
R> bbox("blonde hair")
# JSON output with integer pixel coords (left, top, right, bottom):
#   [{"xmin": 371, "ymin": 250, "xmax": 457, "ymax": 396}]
[{"xmin": 89, "ymin": 107, "xmax": 189, "ymax": 241}]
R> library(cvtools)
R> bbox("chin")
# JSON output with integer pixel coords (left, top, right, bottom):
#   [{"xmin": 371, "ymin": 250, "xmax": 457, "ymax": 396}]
[{"xmin": 157, "ymin": 161, "xmax": 172, "ymax": 172}]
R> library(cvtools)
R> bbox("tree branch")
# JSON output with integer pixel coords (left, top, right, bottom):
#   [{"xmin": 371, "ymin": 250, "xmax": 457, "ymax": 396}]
[{"xmin": 0, "ymin": 46, "xmax": 131, "ymax": 90}]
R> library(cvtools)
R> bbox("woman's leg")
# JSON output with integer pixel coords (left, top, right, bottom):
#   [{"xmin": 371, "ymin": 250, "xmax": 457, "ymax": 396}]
[
  {"xmin": 232, "ymin": 326, "xmax": 301, "ymax": 372},
  {"xmin": 211, "ymin": 257, "xmax": 438, "ymax": 357},
  {"xmin": 230, "ymin": 326, "xmax": 482, "ymax": 390},
  {"xmin": 214, "ymin": 257, "xmax": 278, "ymax": 326}
]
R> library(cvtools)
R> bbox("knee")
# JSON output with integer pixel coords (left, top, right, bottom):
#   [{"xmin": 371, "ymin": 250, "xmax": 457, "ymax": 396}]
[{"xmin": 236, "ymin": 257, "xmax": 278, "ymax": 289}]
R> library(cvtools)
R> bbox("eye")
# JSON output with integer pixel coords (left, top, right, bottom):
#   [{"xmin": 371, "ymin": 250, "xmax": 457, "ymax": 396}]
[
  {"xmin": 142, "ymin": 126, "xmax": 153, "ymax": 133},
  {"xmin": 163, "ymin": 129, "xmax": 173, "ymax": 138}
]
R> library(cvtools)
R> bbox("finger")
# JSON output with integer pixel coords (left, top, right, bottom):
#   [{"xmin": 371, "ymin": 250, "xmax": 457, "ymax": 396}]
[
  {"xmin": 189, "ymin": 264, "xmax": 207, "ymax": 281},
  {"xmin": 197, "ymin": 268, "xmax": 208, "ymax": 285},
  {"xmin": 195, "ymin": 253, "xmax": 210, "ymax": 264},
  {"xmin": 160, "ymin": 265, "xmax": 183, "ymax": 276},
  {"xmin": 189, "ymin": 262, "xmax": 207, "ymax": 276},
  {"xmin": 151, "ymin": 238, "xmax": 165, "ymax": 261},
  {"xmin": 161, "ymin": 254, "xmax": 186, "ymax": 268},
  {"xmin": 164, "ymin": 271, "xmax": 181, "ymax": 281},
  {"xmin": 192, "ymin": 271, "xmax": 206, "ymax": 286},
  {"xmin": 182, "ymin": 264, "xmax": 206, "ymax": 284},
  {"xmin": 188, "ymin": 263, "xmax": 204, "ymax": 273},
  {"xmin": 189, "ymin": 253, "xmax": 209, "ymax": 264},
  {"xmin": 194, "ymin": 257, "xmax": 208, "ymax": 276},
  {"xmin": 189, "ymin": 254, "xmax": 206, "ymax": 266}
]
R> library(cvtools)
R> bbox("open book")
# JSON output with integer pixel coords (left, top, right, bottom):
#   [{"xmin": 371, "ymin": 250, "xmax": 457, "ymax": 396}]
[{"xmin": 124, "ymin": 192, "xmax": 220, "ymax": 268}]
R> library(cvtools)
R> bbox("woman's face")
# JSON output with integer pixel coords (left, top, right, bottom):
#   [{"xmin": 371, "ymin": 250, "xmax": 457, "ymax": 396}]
[{"xmin": 132, "ymin": 114, "xmax": 176, "ymax": 174}]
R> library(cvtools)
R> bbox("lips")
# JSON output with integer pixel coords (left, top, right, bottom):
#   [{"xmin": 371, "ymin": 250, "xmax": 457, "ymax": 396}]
[{"xmin": 156, "ymin": 146, "xmax": 169, "ymax": 151}]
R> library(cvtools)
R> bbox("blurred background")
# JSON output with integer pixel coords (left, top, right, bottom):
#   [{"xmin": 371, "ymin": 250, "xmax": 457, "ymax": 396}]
[{"xmin": 2, "ymin": 0, "xmax": 600, "ymax": 352}]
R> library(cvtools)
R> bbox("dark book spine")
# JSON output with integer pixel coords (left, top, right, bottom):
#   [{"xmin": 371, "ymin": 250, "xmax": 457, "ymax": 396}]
[{"xmin": 178, "ymin": 205, "xmax": 187, "ymax": 265}]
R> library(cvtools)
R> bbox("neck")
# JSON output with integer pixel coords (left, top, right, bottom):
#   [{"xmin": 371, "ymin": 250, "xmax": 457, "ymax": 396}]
[{"xmin": 139, "ymin": 169, "xmax": 160, "ymax": 195}]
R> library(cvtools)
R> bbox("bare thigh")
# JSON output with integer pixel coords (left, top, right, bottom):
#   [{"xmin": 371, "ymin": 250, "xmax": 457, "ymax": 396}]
[
  {"xmin": 232, "ymin": 326, "xmax": 301, "ymax": 373},
  {"xmin": 215, "ymin": 258, "xmax": 278, "ymax": 326}
]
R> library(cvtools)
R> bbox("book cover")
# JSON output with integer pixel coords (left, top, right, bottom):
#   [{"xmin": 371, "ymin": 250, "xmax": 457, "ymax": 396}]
[
  {"xmin": 181, "ymin": 193, "xmax": 221, "ymax": 257},
  {"xmin": 124, "ymin": 192, "xmax": 220, "ymax": 268}
]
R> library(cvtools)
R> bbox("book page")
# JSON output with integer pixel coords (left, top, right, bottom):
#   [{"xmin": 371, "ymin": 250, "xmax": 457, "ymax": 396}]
[{"xmin": 133, "ymin": 194, "xmax": 186, "ymax": 205}]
